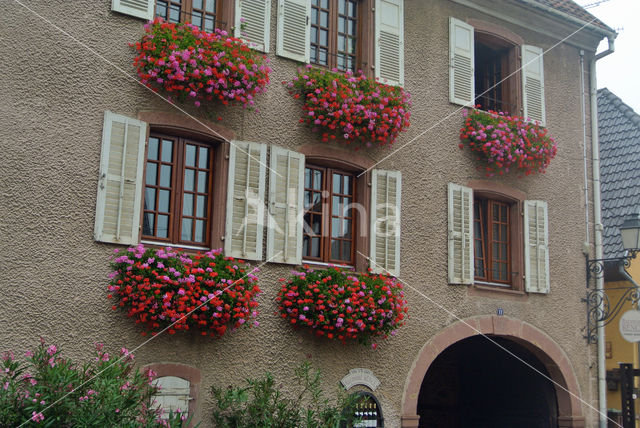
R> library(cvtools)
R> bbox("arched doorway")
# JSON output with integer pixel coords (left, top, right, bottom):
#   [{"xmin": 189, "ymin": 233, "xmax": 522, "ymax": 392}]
[
  {"xmin": 401, "ymin": 316, "xmax": 585, "ymax": 428},
  {"xmin": 417, "ymin": 335, "xmax": 557, "ymax": 427}
]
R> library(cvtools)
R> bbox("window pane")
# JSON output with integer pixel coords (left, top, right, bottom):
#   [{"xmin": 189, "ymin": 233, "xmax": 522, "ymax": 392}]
[
  {"xmin": 349, "ymin": 20, "xmax": 357, "ymax": 36},
  {"xmin": 185, "ymin": 145, "xmax": 196, "ymax": 167},
  {"xmin": 157, "ymin": 215, "xmax": 169, "ymax": 238},
  {"xmin": 169, "ymin": 4, "xmax": 181, "ymax": 22},
  {"xmin": 320, "ymin": 11, "xmax": 328, "ymax": 27},
  {"xmin": 198, "ymin": 147, "xmax": 209, "ymax": 169},
  {"xmin": 331, "ymin": 239, "xmax": 340, "ymax": 260},
  {"xmin": 337, "ymin": 54, "xmax": 346, "ymax": 71},
  {"xmin": 312, "ymin": 216, "xmax": 321, "ymax": 234},
  {"xmin": 311, "ymin": 8, "xmax": 318, "ymax": 24},
  {"xmin": 145, "ymin": 188, "xmax": 156, "ymax": 211},
  {"xmin": 205, "ymin": 0, "xmax": 216, "ymax": 13},
  {"xmin": 193, "ymin": 0, "xmax": 202, "ymax": 9},
  {"xmin": 320, "ymin": 0, "xmax": 328, "ymax": 8},
  {"xmin": 146, "ymin": 163, "xmax": 157, "ymax": 185},
  {"xmin": 161, "ymin": 139, "xmax": 173, "ymax": 162},
  {"xmin": 342, "ymin": 241, "xmax": 351, "ymax": 260},
  {"xmin": 343, "ymin": 176, "xmax": 351, "ymax": 194},
  {"xmin": 311, "ymin": 27, "xmax": 317, "ymax": 43},
  {"xmin": 332, "ymin": 196, "xmax": 341, "ymax": 216},
  {"xmin": 148, "ymin": 137, "xmax": 159, "ymax": 160},
  {"xmin": 304, "ymin": 191, "xmax": 312, "ymax": 209},
  {"xmin": 184, "ymin": 169, "xmax": 195, "ymax": 191},
  {"xmin": 343, "ymin": 219, "xmax": 352, "ymax": 237},
  {"xmin": 194, "ymin": 220, "xmax": 205, "ymax": 242},
  {"xmin": 348, "ymin": 1, "xmax": 356, "ymax": 17},
  {"xmin": 319, "ymin": 30, "xmax": 328, "ymax": 46},
  {"xmin": 143, "ymin": 213, "xmax": 155, "ymax": 236},
  {"xmin": 160, "ymin": 165, "xmax": 172, "ymax": 188},
  {"xmin": 333, "ymin": 174, "xmax": 341, "ymax": 194},
  {"xmin": 319, "ymin": 49, "xmax": 328, "ymax": 65},
  {"xmin": 338, "ymin": 17, "xmax": 346, "ymax": 34},
  {"xmin": 311, "ymin": 237, "xmax": 321, "ymax": 257},
  {"xmin": 312, "ymin": 192, "xmax": 321, "ymax": 210},
  {"xmin": 182, "ymin": 218, "xmax": 193, "ymax": 241},
  {"xmin": 303, "ymin": 236, "xmax": 310, "ymax": 256},
  {"xmin": 196, "ymin": 195, "xmax": 206, "ymax": 217},
  {"xmin": 156, "ymin": 1, "xmax": 167, "ymax": 19},
  {"xmin": 197, "ymin": 171, "xmax": 208, "ymax": 192},
  {"xmin": 183, "ymin": 193, "xmax": 194, "ymax": 216},
  {"xmin": 313, "ymin": 170, "xmax": 322, "ymax": 189},
  {"xmin": 339, "ymin": 0, "xmax": 346, "ymax": 15},
  {"xmin": 332, "ymin": 218, "xmax": 341, "ymax": 237},
  {"xmin": 205, "ymin": 16, "xmax": 215, "ymax": 32},
  {"xmin": 192, "ymin": 11, "xmax": 202, "ymax": 29},
  {"xmin": 158, "ymin": 189, "xmax": 171, "ymax": 213}
]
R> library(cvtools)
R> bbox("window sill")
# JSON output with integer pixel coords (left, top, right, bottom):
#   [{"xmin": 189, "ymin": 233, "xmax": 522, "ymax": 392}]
[
  {"xmin": 301, "ymin": 260, "xmax": 355, "ymax": 271},
  {"xmin": 140, "ymin": 240, "xmax": 211, "ymax": 254},
  {"xmin": 468, "ymin": 282, "xmax": 528, "ymax": 301}
]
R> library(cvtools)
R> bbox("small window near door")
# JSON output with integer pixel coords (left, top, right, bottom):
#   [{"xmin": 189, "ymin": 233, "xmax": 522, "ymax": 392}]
[{"xmin": 348, "ymin": 391, "xmax": 384, "ymax": 427}]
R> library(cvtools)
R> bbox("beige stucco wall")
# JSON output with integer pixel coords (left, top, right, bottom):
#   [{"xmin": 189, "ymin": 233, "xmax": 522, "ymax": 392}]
[{"xmin": 0, "ymin": 0, "xmax": 606, "ymax": 426}]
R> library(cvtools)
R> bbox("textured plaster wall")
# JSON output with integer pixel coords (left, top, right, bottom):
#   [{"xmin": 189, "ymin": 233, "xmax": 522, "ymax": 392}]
[{"xmin": 0, "ymin": 0, "xmax": 602, "ymax": 426}]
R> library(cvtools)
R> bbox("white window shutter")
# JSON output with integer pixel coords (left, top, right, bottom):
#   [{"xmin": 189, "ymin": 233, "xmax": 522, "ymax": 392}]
[
  {"xmin": 111, "ymin": 0, "xmax": 154, "ymax": 20},
  {"xmin": 235, "ymin": 0, "xmax": 272, "ymax": 53},
  {"xmin": 447, "ymin": 183, "xmax": 473, "ymax": 284},
  {"xmin": 374, "ymin": 0, "xmax": 404, "ymax": 87},
  {"xmin": 276, "ymin": 0, "xmax": 310, "ymax": 62},
  {"xmin": 449, "ymin": 17, "xmax": 475, "ymax": 106},
  {"xmin": 370, "ymin": 170, "xmax": 402, "ymax": 277},
  {"xmin": 522, "ymin": 45, "xmax": 546, "ymax": 125},
  {"xmin": 224, "ymin": 141, "xmax": 267, "ymax": 260},
  {"xmin": 94, "ymin": 111, "xmax": 147, "ymax": 246},
  {"xmin": 524, "ymin": 200, "xmax": 550, "ymax": 294},
  {"xmin": 266, "ymin": 147, "xmax": 305, "ymax": 264},
  {"xmin": 152, "ymin": 376, "xmax": 191, "ymax": 419}
]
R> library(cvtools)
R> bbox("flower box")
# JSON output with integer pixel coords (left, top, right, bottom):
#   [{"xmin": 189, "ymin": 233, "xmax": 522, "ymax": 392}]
[
  {"xmin": 132, "ymin": 18, "xmax": 271, "ymax": 110},
  {"xmin": 459, "ymin": 108, "xmax": 557, "ymax": 176},
  {"xmin": 286, "ymin": 67, "xmax": 411, "ymax": 148},
  {"xmin": 276, "ymin": 266, "xmax": 407, "ymax": 347},
  {"xmin": 108, "ymin": 245, "xmax": 260, "ymax": 337}
]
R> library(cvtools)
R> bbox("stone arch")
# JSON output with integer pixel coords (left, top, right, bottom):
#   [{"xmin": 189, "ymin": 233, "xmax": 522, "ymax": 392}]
[{"xmin": 401, "ymin": 316, "xmax": 585, "ymax": 428}]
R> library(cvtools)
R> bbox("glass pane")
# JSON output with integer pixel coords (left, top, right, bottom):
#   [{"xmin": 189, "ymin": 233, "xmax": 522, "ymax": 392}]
[
  {"xmin": 332, "ymin": 196, "xmax": 341, "ymax": 216},
  {"xmin": 349, "ymin": 20, "xmax": 357, "ymax": 36},
  {"xmin": 205, "ymin": 0, "xmax": 216, "ymax": 13},
  {"xmin": 196, "ymin": 195, "xmax": 206, "ymax": 217},
  {"xmin": 333, "ymin": 174, "xmax": 341, "ymax": 193},
  {"xmin": 342, "ymin": 241, "xmax": 351, "ymax": 260},
  {"xmin": 313, "ymin": 170, "xmax": 322, "ymax": 189},
  {"xmin": 158, "ymin": 189, "xmax": 171, "ymax": 212},
  {"xmin": 319, "ymin": 29, "xmax": 328, "ymax": 46},
  {"xmin": 146, "ymin": 163, "xmax": 157, "ymax": 185},
  {"xmin": 143, "ymin": 213, "xmax": 155, "ymax": 236},
  {"xmin": 310, "ymin": 47, "xmax": 317, "ymax": 63},
  {"xmin": 157, "ymin": 215, "xmax": 169, "ymax": 238},
  {"xmin": 311, "ymin": 237, "xmax": 321, "ymax": 258},
  {"xmin": 197, "ymin": 171, "xmax": 208, "ymax": 192},
  {"xmin": 492, "ymin": 223, "xmax": 498, "ymax": 241},
  {"xmin": 337, "ymin": 55, "xmax": 346, "ymax": 71},
  {"xmin": 155, "ymin": 1, "xmax": 167, "ymax": 19},
  {"xmin": 343, "ymin": 176, "xmax": 351, "ymax": 194},
  {"xmin": 312, "ymin": 0, "xmax": 319, "ymax": 6},
  {"xmin": 160, "ymin": 165, "xmax": 172, "ymax": 188},
  {"xmin": 198, "ymin": 147, "xmax": 209, "ymax": 169},
  {"xmin": 194, "ymin": 220, "xmax": 205, "ymax": 243},
  {"xmin": 185, "ymin": 145, "xmax": 196, "ymax": 167},
  {"xmin": 312, "ymin": 192, "xmax": 321, "ymax": 210},
  {"xmin": 205, "ymin": 16, "xmax": 214, "ymax": 32},
  {"xmin": 311, "ymin": 27, "xmax": 317, "ymax": 43},
  {"xmin": 304, "ymin": 213, "xmax": 313, "ymax": 234},
  {"xmin": 303, "ymin": 235, "xmax": 309, "ymax": 256},
  {"xmin": 161, "ymin": 139, "xmax": 173, "ymax": 162},
  {"xmin": 304, "ymin": 191, "xmax": 312, "ymax": 209},
  {"xmin": 501, "ymin": 205, "xmax": 508, "ymax": 222},
  {"xmin": 320, "ymin": 11, "xmax": 328, "ymax": 27},
  {"xmin": 184, "ymin": 169, "xmax": 195, "ymax": 191},
  {"xmin": 501, "ymin": 224, "xmax": 507, "ymax": 240},
  {"xmin": 182, "ymin": 218, "xmax": 193, "ymax": 241},
  {"xmin": 192, "ymin": 11, "xmax": 202, "ymax": 29},
  {"xmin": 183, "ymin": 193, "xmax": 194, "ymax": 216},
  {"xmin": 332, "ymin": 218, "xmax": 341, "ymax": 237},
  {"xmin": 193, "ymin": 0, "xmax": 202, "ymax": 9},
  {"xmin": 148, "ymin": 137, "xmax": 159, "ymax": 160},
  {"xmin": 501, "ymin": 243, "xmax": 507, "ymax": 260},
  {"xmin": 348, "ymin": 56, "xmax": 354, "ymax": 72},
  {"xmin": 348, "ymin": 1, "xmax": 356, "ymax": 17},
  {"xmin": 339, "ymin": 0, "xmax": 346, "ymax": 15},
  {"xmin": 492, "ymin": 242, "xmax": 499, "ymax": 259},
  {"xmin": 145, "ymin": 188, "xmax": 156, "ymax": 211},
  {"xmin": 319, "ymin": 49, "xmax": 328, "ymax": 65},
  {"xmin": 492, "ymin": 203, "xmax": 499, "ymax": 221},
  {"xmin": 312, "ymin": 216, "xmax": 321, "ymax": 234},
  {"xmin": 343, "ymin": 219, "xmax": 352, "ymax": 237},
  {"xmin": 331, "ymin": 239, "xmax": 340, "ymax": 260},
  {"xmin": 320, "ymin": 0, "xmax": 328, "ymax": 8},
  {"xmin": 311, "ymin": 8, "xmax": 318, "ymax": 24},
  {"xmin": 338, "ymin": 17, "xmax": 346, "ymax": 34},
  {"xmin": 169, "ymin": 4, "xmax": 181, "ymax": 22}
]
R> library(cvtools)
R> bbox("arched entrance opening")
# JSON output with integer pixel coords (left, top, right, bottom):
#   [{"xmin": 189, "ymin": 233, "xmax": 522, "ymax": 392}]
[{"xmin": 417, "ymin": 335, "xmax": 558, "ymax": 427}]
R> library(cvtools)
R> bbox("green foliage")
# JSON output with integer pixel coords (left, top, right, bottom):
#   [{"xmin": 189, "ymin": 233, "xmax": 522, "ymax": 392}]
[
  {"xmin": 210, "ymin": 361, "xmax": 360, "ymax": 428},
  {"xmin": 0, "ymin": 341, "xmax": 191, "ymax": 427}
]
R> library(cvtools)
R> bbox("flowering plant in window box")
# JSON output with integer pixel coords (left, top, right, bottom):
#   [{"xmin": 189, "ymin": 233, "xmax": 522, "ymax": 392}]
[
  {"xmin": 285, "ymin": 66, "xmax": 411, "ymax": 148},
  {"xmin": 459, "ymin": 108, "xmax": 558, "ymax": 176},
  {"xmin": 132, "ymin": 18, "xmax": 271, "ymax": 109},
  {"xmin": 108, "ymin": 245, "xmax": 260, "ymax": 338},
  {"xmin": 276, "ymin": 266, "xmax": 407, "ymax": 347}
]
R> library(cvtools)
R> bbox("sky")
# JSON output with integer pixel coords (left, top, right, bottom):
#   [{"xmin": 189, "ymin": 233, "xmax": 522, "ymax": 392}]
[{"xmin": 576, "ymin": 0, "xmax": 640, "ymax": 112}]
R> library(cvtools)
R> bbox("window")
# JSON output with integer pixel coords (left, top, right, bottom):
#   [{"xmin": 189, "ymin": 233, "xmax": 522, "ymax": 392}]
[
  {"xmin": 474, "ymin": 33, "xmax": 519, "ymax": 114},
  {"xmin": 303, "ymin": 165, "xmax": 356, "ymax": 264},
  {"xmin": 473, "ymin": 198, "xmax": 511, "ymax": 285},
  {"xmin": 142, "ymin": 133, "xmax": 214, "ymax": 247},
  {"xmin": 310, "ymin": 0, "xmax": 360, "ymax": 72},
  {"xmin": 144, "ymin": 363, "xmax": 201, "ymax": 421},
  {"xmin": 154, "ymin": 0, "xmax": 227, "ymax": 32},
  {"xmin": 346, "ymin": 392, "xmax": 384, "ymax": 427}
]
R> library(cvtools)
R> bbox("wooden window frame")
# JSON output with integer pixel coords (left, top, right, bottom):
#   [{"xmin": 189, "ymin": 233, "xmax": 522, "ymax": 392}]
[
  {"xmin": 144, "ymin": 363, "xmax": 201, "ymax": 420},
  {"xmin": 309, "ymin": 0, "xmax": 374, "ymax": 76},
  {"xmin": 154, "ymin": 0, "xmax": 235, "ymax": 33},
  {"xmin": 469, "ymin": 181, "xmax": 525, "ymax": 292},
  {"xmin": 473, "ymin": 198, "xmax": 511, "ymax": 285},
  {"xmin": 303, "ymin": 164, "xmax": 357, "ymax": 265}
]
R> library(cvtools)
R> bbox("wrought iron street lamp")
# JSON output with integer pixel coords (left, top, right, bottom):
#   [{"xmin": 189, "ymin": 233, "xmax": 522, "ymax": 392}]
[{"xmin": 584, "ymin": 213, "xmax": 640, "ymax": 344}]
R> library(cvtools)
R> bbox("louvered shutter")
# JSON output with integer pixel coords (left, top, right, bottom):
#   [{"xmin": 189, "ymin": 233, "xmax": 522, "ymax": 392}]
[
  {"xmin": 224, "ymin": 141, "xmax": 267, "ymax": 260},
  {"xmin": 111, "ymin": 0, "xmax": 154, "ymax": 20},
  {"xmin": 94, "ymin": 111, "xmax": 147, "ymax": 246},
  {"xmin": 235, "ymin": 0, "xmax": 271, "ymax": 53},
  {"xmin": 266, "ymin": 147, "xmax": 304, "ymax": 264},
  {"xmin": 447, "ymin": 183, "xmax": 473, "ymax": 284},
  {"xmin": 374, "ymin": 0, "xmax": 404, "ymax": 86},
  {"xmin": 524, "ymin": 200, "xmax": 550, "ymax": 293},
  {"xmin": 449, "ymin": 17, "xmax": 474, "ymax": 106},
  {"xmin": 522, "ymin": 45, "xmax": 546, "ymax": 125},
  {"xmin": 370, "ymin": 170, "xmax": 401, "ymax": 277},
  {"xmin": 152, "ymin": 376, "xmax": 191, "ymax": 419},
  {"xmin": 276, "ymin": 0, "xmax": 310, "ymax": 62}
]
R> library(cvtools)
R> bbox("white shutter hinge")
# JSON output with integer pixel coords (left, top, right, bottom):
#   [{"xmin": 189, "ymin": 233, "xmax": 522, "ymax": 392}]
[
  {"xmin": 99, "ymin": 173, "xmax": 106, "ymax": 189},
  {"xmin": 221, "ymin": 236, "xmax": 225, "ymax": 241}
]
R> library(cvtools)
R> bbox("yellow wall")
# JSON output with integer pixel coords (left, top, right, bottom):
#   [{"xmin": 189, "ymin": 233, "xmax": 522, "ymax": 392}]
[{"xmin": 605, "ymin": 258, "xmax": 640, "ymax": 418}]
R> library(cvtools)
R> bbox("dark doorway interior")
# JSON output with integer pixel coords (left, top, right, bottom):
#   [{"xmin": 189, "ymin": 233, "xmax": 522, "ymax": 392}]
[{"xmin": 417, "ymin": 335, "xmax": 558, "ymax": 428}]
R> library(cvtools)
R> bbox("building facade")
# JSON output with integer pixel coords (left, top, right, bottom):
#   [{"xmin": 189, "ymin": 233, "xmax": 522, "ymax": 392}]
[{"xmin": 0, "ymin": 0, "xmax": 616, "ymax": 426}]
